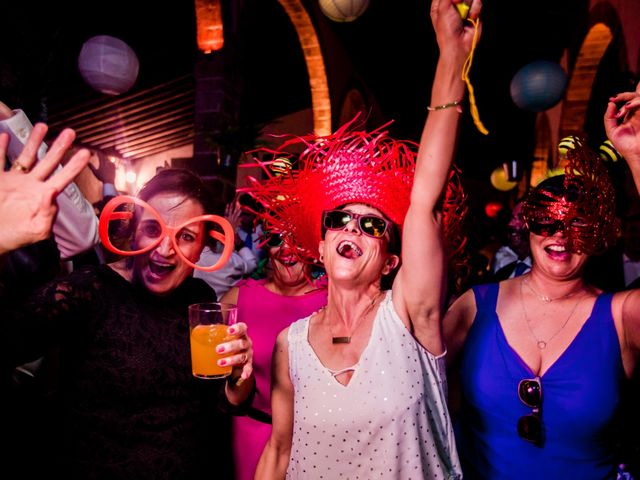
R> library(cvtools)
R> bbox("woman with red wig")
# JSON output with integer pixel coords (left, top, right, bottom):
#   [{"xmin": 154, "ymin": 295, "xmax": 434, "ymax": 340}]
[{"xmin": 244, "ymin": 0, "xmax": 481, "ymax": 477}]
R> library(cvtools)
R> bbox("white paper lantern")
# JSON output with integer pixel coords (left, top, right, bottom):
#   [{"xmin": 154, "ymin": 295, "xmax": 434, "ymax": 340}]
[
  {"xmin": 78, "ymin": 35, "xmax": 139, "ymax": 95},
  {"xmin": 319, "ymin": 0, "xmax": 370, "ymax": 22}
]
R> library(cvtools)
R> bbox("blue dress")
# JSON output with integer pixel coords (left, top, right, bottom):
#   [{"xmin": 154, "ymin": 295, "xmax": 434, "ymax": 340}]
[{"xmin": 456, "ymin": 283, "xmax": 625, "ymax": 479}]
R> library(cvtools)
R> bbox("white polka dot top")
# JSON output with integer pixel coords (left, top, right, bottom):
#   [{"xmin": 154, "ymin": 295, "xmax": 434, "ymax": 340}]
[{"xmin": 285, "ymin": 290, "xmax": 462, "ymax": 479}]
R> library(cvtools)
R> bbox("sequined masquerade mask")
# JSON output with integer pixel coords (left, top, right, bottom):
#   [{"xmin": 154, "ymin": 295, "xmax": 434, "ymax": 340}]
[{"xmin": 522, "ymin": 142, "xmax": 620, "ymax": 255}]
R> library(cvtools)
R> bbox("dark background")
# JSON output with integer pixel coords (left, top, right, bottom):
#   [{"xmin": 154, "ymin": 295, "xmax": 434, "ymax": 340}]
[{"xmin": 1, "ymin": 0, "xmax": 630, "ymax": 185}]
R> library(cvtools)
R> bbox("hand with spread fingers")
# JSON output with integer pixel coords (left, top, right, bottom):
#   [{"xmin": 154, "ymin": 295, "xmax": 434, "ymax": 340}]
[
  {"xmin": 0, "ymin": 124, "xmax": 90, "ymax": 255},
  {"xmin": 0, "ymin": 104, "xmax": 100, "ymax": 259},
  {"xmin": 225, "ymin": 199, "xmax": 243, "ymax": 230},
  {"xmin": 225, "ymin": 199, "xmax": 246, "ymax": 250}
]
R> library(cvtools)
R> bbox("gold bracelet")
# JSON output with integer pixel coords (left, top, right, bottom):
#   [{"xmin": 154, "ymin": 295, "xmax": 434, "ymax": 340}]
[{"xmin": 427, "ymin": 99, "xmax": 462, "ymax": 111}]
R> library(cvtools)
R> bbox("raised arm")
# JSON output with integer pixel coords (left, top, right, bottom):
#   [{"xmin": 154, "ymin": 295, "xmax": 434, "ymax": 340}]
[
  {"xmin": 606, "ymin": 81, "xmax": 640, "ymax": 369},
  {"xmin": 0, "ymin": 105, "xmax": 100, "ymax": 259},
  {"xmin": 0, "ymin": 125, "xmax": 90, "ymax": 256},
  {"xmin": 605, "ymin": 81, "xmax": 640, "ymax": 188},
  {"xmin": 393, "ymin": 0, "xmax": 482, "ymax": 354}
]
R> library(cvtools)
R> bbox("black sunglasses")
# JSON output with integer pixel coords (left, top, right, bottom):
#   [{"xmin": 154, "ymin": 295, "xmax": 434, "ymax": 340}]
[
  {"xmin": 517, "ymin": 377, "xmax": 543, "ymax": 446},
  {"xmin": 527, "ymin": 219, "xmax": 566, "ymax": 237},
  {"xmin": 266, "ymin": 232, "xmax": 284, "ymax": 248},
  {"xmin": 322, "ymin": 209, "xmax": 389, "ymax": 239}
]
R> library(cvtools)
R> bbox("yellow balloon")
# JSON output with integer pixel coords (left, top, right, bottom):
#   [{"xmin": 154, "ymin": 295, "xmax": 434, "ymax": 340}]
[
  {"xmin": 490, "ymin": 166, "xmax": 517, "ymax": 191},
  {"xmin": 547, "ymin": 167, "xmax": 565, "ymax": 178}
]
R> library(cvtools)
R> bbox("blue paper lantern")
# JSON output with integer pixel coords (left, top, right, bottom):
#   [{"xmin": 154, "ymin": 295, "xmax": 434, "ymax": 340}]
[{"xmin": 510, "ymin": 61, "xmax": 567, "ymax": 112}]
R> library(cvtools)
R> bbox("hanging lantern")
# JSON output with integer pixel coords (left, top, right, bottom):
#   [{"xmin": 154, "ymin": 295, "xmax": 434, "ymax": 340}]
[
  {"xmin": 510, "ymin": 61, "xmax": 567, "ymax": 112},
  {"xmin": 195, "ymin": 0, "xmax": 224, "ymax": 53},
  {"xmin": 319, "ymin": 0, "xmax": 370, "ymax": 23},
  {"xmin": 78, "ymin": 35, "xmax": 139, "ymax": 95}
]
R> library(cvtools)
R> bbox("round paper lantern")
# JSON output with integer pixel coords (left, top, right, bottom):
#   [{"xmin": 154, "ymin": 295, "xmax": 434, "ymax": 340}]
[
  {"xmin": 319, "ymin": 0, "xmax": 370, "ymax": 22},
  {"xmin": 510, "ymin": 61, "xmax": 567, "ymax": 112},
  {"xmin": 490, "ymin": 166, "xmax": 518, "ymax": 192},
  {"xmin": 78, "ymin": 35, "xmax": 139, "ymax": 95}
]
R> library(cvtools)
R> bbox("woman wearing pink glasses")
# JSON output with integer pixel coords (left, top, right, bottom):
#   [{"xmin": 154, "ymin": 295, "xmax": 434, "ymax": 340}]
[
  {"xmin": 240, "ymin": 1, "xmax": 481, "ymax": 477},
  {"xmin": 5, "ymin": 167, "xmax": 255, "ymax": 478}
]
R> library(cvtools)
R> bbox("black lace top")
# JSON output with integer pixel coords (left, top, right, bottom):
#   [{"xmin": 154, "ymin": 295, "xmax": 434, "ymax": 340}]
[{"xmin": 5, "ymin": 264, "xmax": 235, "ymax": 479}]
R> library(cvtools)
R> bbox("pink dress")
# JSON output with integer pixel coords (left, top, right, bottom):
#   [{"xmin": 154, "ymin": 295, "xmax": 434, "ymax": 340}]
[{"xmin": 232, "ymin": 277, "xmax": 327, "ymax": 480}]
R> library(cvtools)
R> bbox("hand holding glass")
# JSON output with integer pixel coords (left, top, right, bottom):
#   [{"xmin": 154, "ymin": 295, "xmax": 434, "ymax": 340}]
[{"xmin": 189, "ymin": 303, "xmax": 238, "ymax": 379}]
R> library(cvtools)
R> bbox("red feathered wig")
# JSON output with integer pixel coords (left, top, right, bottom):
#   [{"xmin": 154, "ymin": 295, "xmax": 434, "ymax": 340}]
[{"xmin": 238, "ymin": 117, "xmax": 468, "ymax": 280}]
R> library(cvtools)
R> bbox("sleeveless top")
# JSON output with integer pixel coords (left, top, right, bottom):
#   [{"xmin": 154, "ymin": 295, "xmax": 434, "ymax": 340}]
[
  {"xmin": 231, "ymin": 278, "xmax": 328, "ymax": 480},
  {"xmin": 457, "ymin": 283, "xmax": 625, "ymax": 479},
  {"xmin": 286, "ymin": 290, "xmax": 462, "ymax": 479}
]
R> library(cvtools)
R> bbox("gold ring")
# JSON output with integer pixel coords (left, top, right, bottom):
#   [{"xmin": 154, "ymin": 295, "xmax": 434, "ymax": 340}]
[{"xmin": 12, "ymin": 161, "xmax": 29, "ymax": 173}]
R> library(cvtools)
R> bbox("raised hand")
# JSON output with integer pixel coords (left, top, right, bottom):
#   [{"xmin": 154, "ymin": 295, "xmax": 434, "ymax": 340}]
[
  {"xmin": 0, "ymin": 124, "xmax": 90, "ymax": 254},
  {"xmin": 604, "ymin": 81, "xmax": 640, "ymax": 170}
]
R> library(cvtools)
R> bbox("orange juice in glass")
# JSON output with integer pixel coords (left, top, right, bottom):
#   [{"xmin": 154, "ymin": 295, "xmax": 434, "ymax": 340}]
[{"xmin": 188, "ymin": 302, "xmax": 237, "ymax": 379}]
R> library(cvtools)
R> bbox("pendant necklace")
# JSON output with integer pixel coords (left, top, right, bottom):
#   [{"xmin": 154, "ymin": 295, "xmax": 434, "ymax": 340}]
[
  {"xmin": 331, "ymin": 292, "xmax": 383, "ymax": 344},
  {"xmin": 521, "ymin": 276, "xmax": 581, "ymax": 303},
  {"xmin": 519, "ymin": 279, "xmax": 582, "ymax": 350}
]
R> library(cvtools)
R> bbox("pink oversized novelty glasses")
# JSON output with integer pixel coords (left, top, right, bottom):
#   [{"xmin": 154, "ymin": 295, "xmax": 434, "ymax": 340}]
[{"xmin": 99, "ymin": 195, "xmax": 234, "ymax": 272}]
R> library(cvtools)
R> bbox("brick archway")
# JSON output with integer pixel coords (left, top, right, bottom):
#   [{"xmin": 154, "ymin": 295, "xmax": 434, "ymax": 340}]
[{"xmin": 277, "ymin": 0, "xmax": 332, "ymax": 136}]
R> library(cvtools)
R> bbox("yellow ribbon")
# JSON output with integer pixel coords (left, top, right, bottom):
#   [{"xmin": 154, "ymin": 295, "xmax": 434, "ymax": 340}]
[{"xmin": 461, "ymin": 17, "xmax": 488, "ymax": 135}]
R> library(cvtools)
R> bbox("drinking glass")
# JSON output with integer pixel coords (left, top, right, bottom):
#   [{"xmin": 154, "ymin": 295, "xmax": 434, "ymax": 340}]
[{"xmin": 188, "ymin": 302, "xmax": 238, "ymax": 379}]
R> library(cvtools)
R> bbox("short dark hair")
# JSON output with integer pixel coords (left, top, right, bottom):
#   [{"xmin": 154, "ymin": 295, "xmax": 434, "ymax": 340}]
[
  {"xmin": 138, "ymin": 168, "xmax": 217, "ymax": 214},
  {"xmin": 136, "ymin": 168, "xmax": 220, "ymax": 249}
]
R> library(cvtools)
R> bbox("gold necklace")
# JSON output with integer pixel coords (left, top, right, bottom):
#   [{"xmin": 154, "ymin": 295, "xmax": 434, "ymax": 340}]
[
  {"xmin": 519, "ymin": 280, "xmax": 582, "ymax": 350},
  {"xmin": 522, "ymin": 276, "xmax": 581, "ymax": 303},
  {"xmin": 331, "ymin": 292, "xmax": 383, "ymax": 344}
]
